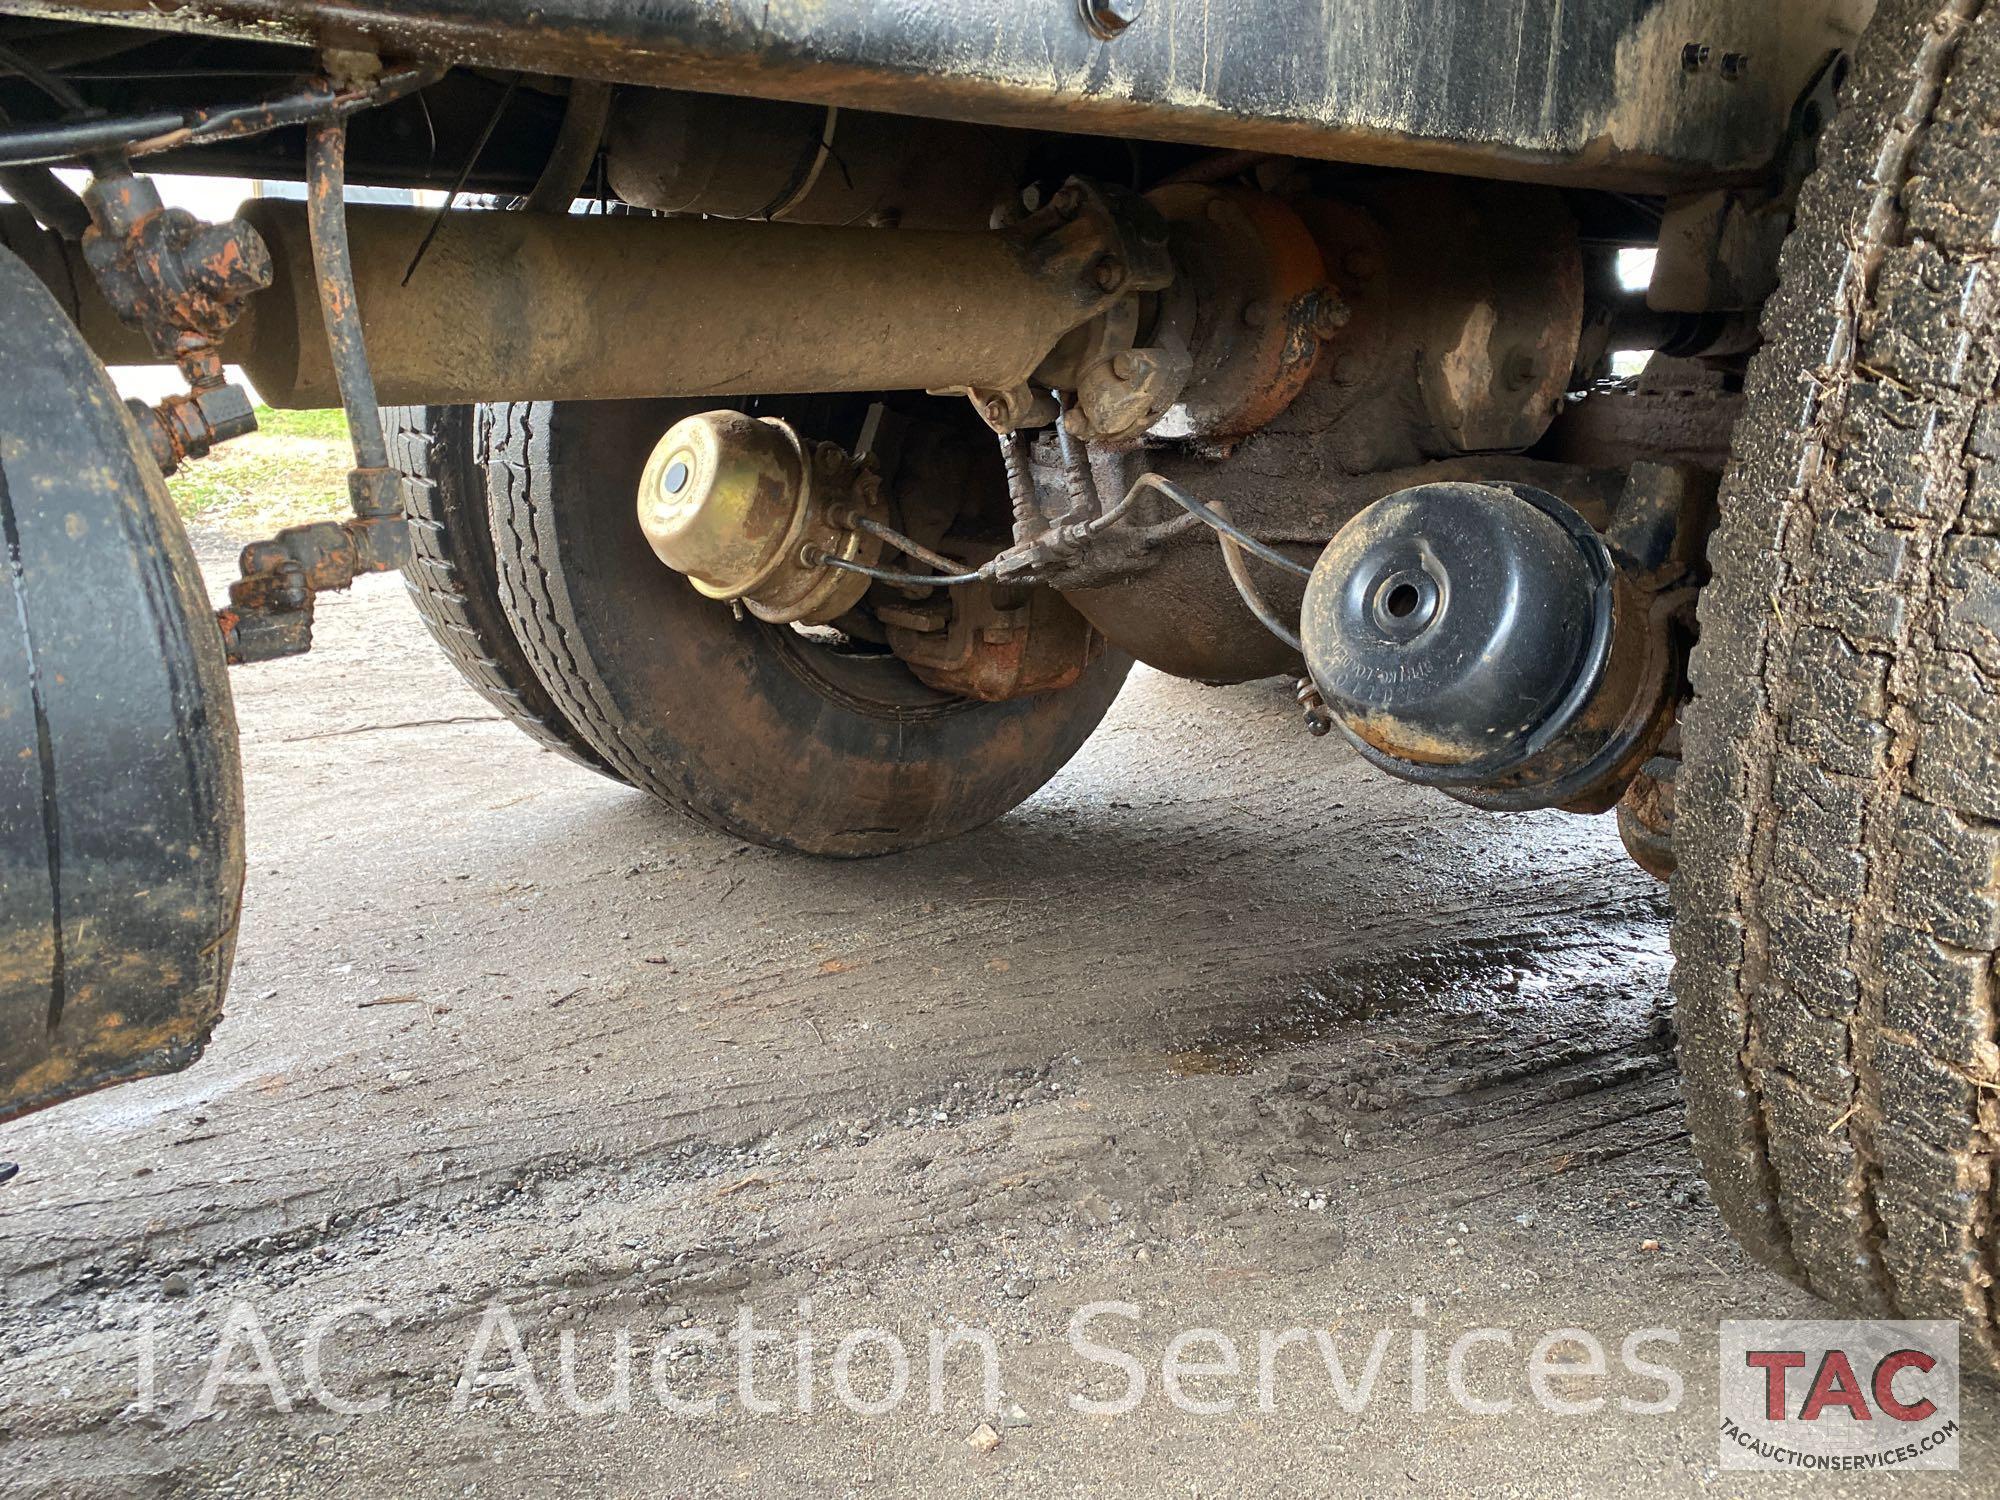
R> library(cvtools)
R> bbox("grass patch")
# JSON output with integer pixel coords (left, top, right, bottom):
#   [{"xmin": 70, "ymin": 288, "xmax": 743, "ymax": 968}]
[
  {"xmin": 166, "ymin": 405, "xmax": 353, "ymax": 536},
  {"xmin": 251, "ymin": 406, "xmax": 351, "ymax": 442}
]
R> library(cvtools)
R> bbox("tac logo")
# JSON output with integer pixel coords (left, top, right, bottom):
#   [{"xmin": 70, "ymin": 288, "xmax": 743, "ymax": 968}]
[{"xmin": 1719, "ymin": 1321, "xmax": 1960, "ymax": 1472}]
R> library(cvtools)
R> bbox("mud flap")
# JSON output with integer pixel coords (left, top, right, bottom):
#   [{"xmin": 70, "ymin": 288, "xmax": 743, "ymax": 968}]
[{"xmin": 0, "ymin": 244, "xmax": 244, "ymax": 1121}]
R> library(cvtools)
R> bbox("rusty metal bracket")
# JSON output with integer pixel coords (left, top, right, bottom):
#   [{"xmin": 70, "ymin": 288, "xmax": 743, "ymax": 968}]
[
  {"xmin": 1132, "ymin": 185, "xmax": 1344, "ymax": 445},
  {"xmin": 1617, "ymin": 748, "xmax": 1678, "ymax": 882},
  {"xmin": 79, "ymin": 169, "xmax": 271, "ymax": 475},
  {"xmin": 218, "ymin": 514, "xmax": 407, "ymax": 664},
  {"xmin": 973, "ymin": 183, "xmax": 1350, "ymax": 450},
  {"xmin": 878, "ymin": 581, "xmax": 1105, "ymax": 702},
  {"xmin": 220, "ymin": 107, "xmax": 408, "ymax": 664},
  {"xmin": 127, "ymin": 381, "xmax": 259, "ymax": 475}
]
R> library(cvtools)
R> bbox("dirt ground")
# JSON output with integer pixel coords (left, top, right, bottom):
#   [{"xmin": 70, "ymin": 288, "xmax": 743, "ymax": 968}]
[{"xmin": 0, "ymin": 532, "xmax": 1993, "ymax": 1497}]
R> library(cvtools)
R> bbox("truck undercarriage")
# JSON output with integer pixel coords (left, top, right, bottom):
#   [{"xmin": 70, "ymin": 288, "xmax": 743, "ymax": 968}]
[{"xmin": 8, "ymin": 0, "xmax": 2000, "ymax": 1374}]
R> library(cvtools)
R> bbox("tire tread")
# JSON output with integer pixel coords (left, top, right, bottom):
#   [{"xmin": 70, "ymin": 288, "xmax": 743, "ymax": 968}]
[
  {"xmin": 388, "ymin": 404, "xmax": 617, "ymax": 778},
  {"xmin": 1676, "ymin": 0, "xmax": 2000, "ymax": 1361}
]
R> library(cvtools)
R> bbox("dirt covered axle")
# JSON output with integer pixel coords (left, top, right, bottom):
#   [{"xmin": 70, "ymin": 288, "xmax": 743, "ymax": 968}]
[
  {"xmin": 0, "ymin": 171, "xmax": 1420, "ymax": 451},
  {"xmin": 1, "ymin": 178, "xmax": 1176, "ymax": 409}
]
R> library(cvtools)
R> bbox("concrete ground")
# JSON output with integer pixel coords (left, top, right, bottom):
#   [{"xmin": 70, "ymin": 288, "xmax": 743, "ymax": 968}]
[{"xmin": 0, "ymin": 537, "xmax": 1992, "ymax": 1497}]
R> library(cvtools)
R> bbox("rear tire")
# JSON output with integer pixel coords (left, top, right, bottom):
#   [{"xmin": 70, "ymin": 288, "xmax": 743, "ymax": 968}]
[
  {"xmin": 1675, "ymin": 0, "xmax": 2000, "ymax": 1361},
  {"xmin": 484, "ymin": 398, "xmax": 1130, "ymax": 856},
  {"xmin": 390, "ymin": 405, "xmax": 620, "ymax": 779}
]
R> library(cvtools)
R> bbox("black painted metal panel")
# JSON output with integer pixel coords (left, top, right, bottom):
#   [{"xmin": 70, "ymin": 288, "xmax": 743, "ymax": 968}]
[{"xmin": 11, "ymin": 0, "xmax": 1869, "ymax": 188}]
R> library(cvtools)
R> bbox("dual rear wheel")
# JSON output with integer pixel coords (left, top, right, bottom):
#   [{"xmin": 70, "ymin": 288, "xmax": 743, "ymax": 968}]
[{"xmin": 393, "ymin": 397, "xmax": 1130, "ymax": 856}]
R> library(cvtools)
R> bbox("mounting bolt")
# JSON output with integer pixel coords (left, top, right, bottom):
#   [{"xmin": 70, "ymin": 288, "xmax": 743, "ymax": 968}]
[
  {"xmin": 1295, "ymin": 678, "xmax": 1334, "ymax": 737},
  {"xmin": 1080, "ymin": 0, "xmax": 1144, "ymax": 40},
  {"xmin": 1304, "ymin": 286, "xmax": 1350, "ymax": 339},
  {"xmin": 1681, "ymin": 42, "xmax": 1711, "ymax": 72},
  {"xmin": 1092, "ymin": 254, "xmax": 1127, "ymax": 293},
  {"xmin": 1720, "ymin": 51, "xmax": 1750, "ymax": 81}
]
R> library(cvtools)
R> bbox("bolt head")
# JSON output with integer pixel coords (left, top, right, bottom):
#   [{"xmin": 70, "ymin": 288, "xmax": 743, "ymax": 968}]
[
  {"xmin": 1092, "ymin": 254, "xmax": 1127, "ymax": 293},
  {"xmin": 1306, "ymin": 288, "xmax": 1351, "ymax": 339},
  {"xmin": 1082, "ymin": 0, "xmax": 1144, "ymax": 37}
]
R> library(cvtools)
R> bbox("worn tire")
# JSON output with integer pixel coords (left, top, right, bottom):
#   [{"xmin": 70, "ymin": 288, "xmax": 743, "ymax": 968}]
[
  {"xmin": 484, "ymin": 398, "xmax": 1130, "ymax": 856},
  {"xmin": 389, "ymin": 405, "xmax": 620, "ymax": 779},
  {"xmin": 1674, "ymin": 0, "xmax": 2000, "ymax": 1361},
  {"xmin": 0, "ymin": 245, "xmax": 243, "ymax": 1118}
]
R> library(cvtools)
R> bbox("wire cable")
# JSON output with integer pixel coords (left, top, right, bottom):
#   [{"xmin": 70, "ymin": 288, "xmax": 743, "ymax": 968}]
[
  {"xmin": 815, "ymin": 553, "xmax": 991, "ymax": 588},
  {"xmin": 1208, "ymin": 500, "xmax": 1304, "ymax": 653},
  {"xmin": 0, "ymin": 65, "xmax": 437, "ymax": 169},
  {"xmin": 845, "ymin": 513, "xmax": 972, "ymax": 577},
  {"xmin": 810, "ymin": 464, "xmax": 1313, "ymax": 626},
  {"xmin": 1111, "ymin": 473, "xmax": 1314, "ymax": 577},
  {"xmin": 400, "ymin": 74, "xmax": 518, "ymax": 284},
  {"xmin": 0, "ymin": 108, "xmax": 180, "ymax": 168}
]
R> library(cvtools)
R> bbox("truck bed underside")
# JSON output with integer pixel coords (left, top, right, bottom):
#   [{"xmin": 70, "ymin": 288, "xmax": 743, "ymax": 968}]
[{"xmin": 9, "ymin": 0, "xmax": 1867, "ymax": 191}]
